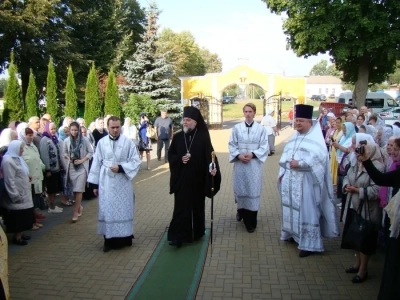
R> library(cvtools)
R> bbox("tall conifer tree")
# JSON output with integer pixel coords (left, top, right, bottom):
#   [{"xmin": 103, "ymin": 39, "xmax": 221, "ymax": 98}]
[
  {"xmin": 46, "ymin": 57, "xmax": 59, "ymax": 125},
  {"xmin": 2, "ymin": 52, "xmax": 24, "ymax": 124},
  {"xmin": 84, "ymin": 63, "xmax": 101, "ymax": 124},
  {"xmin": 25, "ymin": 69, "xmax": 38, "ymax": 119},
  {"xmin": 104, "ymin": 68, "xmax": 121, "ymax": 118},
  {"xmin": 122, "ymin": 3, "xmax": 181, "ymax": 125},
  {"xmin": 64, "ymin": 65, "xmax": 78, "ymax": 118}
]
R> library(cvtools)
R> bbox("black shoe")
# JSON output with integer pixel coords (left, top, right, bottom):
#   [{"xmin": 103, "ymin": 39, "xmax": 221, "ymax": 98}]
[
  {"xmin": 236, "ymin": 212, "xmax": 242, "ymax": 222},
  {"xmin": 299, "ymin": 250, "xmax": 313, "ymax": 258},
  {"xmin": 284, "ymin": 237, "xmax": 295, "ymax": 243},
  {"xmin": 21, "ymin": 234, "xmax": 31, "ymax": 241},
  {"xmin": 103, "ymin": 245, "xmax": 112, "ymax": 253},
  {"xmin": 246, "ymin": 228, "xmax": 255, "ymax": 233},
  {"xmin": 352, "ymin": 273, "xmax": 368, "ymax": 283},
  {"xmin": 12, "ymin": 238, "xmax": 28, "ymax": 246},
  {"xmin": 345, "ymin": 266, "xmax": 360, "ymax": 274},
  {"xmin": 168, "ymin": 240, "xmax": 182, "ymax": 247}
]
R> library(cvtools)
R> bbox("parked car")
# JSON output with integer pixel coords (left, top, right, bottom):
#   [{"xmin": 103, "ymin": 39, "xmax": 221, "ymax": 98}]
[
  {"xmin": 311, "ymin": 95, "xmax": 321, "ymax": 101},
  {"xmin": 329, "ymin": 94, "xmax": 336, "ymax": 99},
  {"xmin": 222, "ymin": 96, "xmax": 235, "ymax": 104},
  {"xmin": 396, "ymin": 96, "xmax": 400, "ymax": 104},
  {"xmin": 320, "ymin": 94, "xmax": 327, "ymax": 101},
  {"xmin": 379, "ymin": 107, "xmax": 400, "ymax": 119}
]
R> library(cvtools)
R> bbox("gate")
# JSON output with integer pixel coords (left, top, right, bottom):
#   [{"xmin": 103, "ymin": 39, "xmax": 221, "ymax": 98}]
[
  {"xmin": 190, "ymin": 96, "xmax": 223, "ymax": 129},
  {"xmin": 263, "ymin": 93, "xmax": 283, "ymax": 129}
]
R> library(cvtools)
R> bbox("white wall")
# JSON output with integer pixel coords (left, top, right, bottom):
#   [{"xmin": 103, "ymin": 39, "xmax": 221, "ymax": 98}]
[{"xmin": 306, "ymin": 84, "xmax": 343, "ymax": 97}]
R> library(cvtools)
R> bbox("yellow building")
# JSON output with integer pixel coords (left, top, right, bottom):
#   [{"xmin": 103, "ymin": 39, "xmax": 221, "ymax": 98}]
[
  {"xmin": 180, "ymin": 64, "xmax": 306, "ymax": 126},
  {"xmin": 180, "ymin": 64, "xmax": 307, "ymax": 103}
]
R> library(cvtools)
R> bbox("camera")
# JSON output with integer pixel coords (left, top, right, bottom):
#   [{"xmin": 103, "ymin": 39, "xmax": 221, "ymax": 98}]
[{"xmin": 355, "ymin": 140, "xmax": 367, "ymax": 155}]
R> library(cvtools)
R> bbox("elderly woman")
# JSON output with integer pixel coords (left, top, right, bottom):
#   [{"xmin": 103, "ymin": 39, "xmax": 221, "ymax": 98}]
[
  {"xmin": 39, "ymin": 122, "xmax": 64, "ymax": 213},
  {"xmin": 0, "ymin": 128, "xmax": 17, "ymax": 147},
  {"xmin": 342, "ymin": 133, "xmax": 383, "ymax": 284},
  {"xmin": 122, "ymin": 117, "xmax": 139, "ymax": 147},
  {"xmin": 1, "ymin": 140, "xmax": 36, "ymax": 245},
  {"xmin": 17, "ymin": 123, "xmax": 46, "ymax": 225},
  {"xmin": 76, "ymin": 118, "xmax": 85, "ymax": 128},
  {"xmin": 62, "ymin": 122, "xmax": 93, "ymax": 222},
  {"xmin": 261, "ymin": 109, "xmax": 278, "ymax": 156},
  {"xmin": 58, "ymin": 117, "xmax": 73, "ymax": 141},
  {"xmin": 357, "ymin": 137, "xmax": 400, "ymax": 299}
]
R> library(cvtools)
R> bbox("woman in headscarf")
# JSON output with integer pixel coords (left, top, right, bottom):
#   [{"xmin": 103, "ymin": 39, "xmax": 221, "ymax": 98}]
[
  {"xmin": 122, "ymin": 117, "xmax": 139, "ymax": 148},
  {"xmin": 18, "ymin": 123, "xmax": 46, "ymax": 226},
  {"xmin": 329, "ymin": 118, "xmax": 342, "ymax": 186},
  {"xmin": 356, "ymin": 137, "xmax": 400, "ymax": 299},
  {"xmin": 0, "ymin": 128, "xmax": 17, "ymax": 147},
  {"xmin": 62, "ymin": 121, "xmax": 93, "ymax": 222},
  {"xmin": 342, "ymin": 134, "xmax": 384, "ymax": 283},
  {"xmin": 92, "ymin": 117, "xmax": 108, "ymax": 147},
  {"xmin": 378, "ymin": 126, "xmax": 393, "ymax": 163},
  {"xmin": 0, "ymin": 140, "xmax": 36, "ymax": 245},
  {"xmin": 39, "ymin": 122, "xmax": 64, "ymax": 213},
  {"xmin": 8, "ymin": 121, "xmax": 21, "ymax": 131},
  {"xmin": 365, "ymin": 124, "xmax": 378, "ymax": 140},
  {"xmin": 58, "ymin": 117, "xmax": 73, "ymax": 141},
  {"xmin": 332, "ymin": 122, "xmax": 356, "ymax": 165},
  {"xmin": 261, "ymin": 108, "xmax": 278, "ymax": 156}
]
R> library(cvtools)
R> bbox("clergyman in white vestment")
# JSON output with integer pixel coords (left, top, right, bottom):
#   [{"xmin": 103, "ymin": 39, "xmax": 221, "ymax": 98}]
[
  {"xmin": 88, "ymin": 116, "xmax": 141, "ymax": 252},
  {"xmin": 278, "ymin": 104, "xmax": 340, "ymax": 258},
  {"xmin": 229, "ymin": 103, "xmax": 269, "ymax": 233}
]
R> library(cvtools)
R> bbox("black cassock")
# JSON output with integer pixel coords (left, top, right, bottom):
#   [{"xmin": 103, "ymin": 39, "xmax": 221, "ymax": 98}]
[{"xmin": 167, "ymin": 129, "xmax": 221, "ymax": 243}]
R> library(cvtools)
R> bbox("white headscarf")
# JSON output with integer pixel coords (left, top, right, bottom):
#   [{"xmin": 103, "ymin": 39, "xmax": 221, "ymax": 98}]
[
  {"xmin": 393, "ymin": 126, "xmax": 400, "ymax": 137},
  {"xmin": 16, "ymin": 122, "xmax": 28, "ymax": 142},
  {"xmin": 4, "ymin": 140, "xmax": 29, "ymax": 175},
  {"xmin": 0, "ymin": 128, "xmax": 16, "ymax": 147},
  {"xmin": 349, "ymin": 133, "xmax": 376, "ymax": 166},
  {"xmin": 265, "ymin": 108, "xmax": 274, "ymax": 116}
]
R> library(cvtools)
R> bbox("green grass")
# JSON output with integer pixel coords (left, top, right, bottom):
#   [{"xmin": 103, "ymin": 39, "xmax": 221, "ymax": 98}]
[{"xmin": 222, "ymin": 99, "xmax": 321, "ymax": 119}]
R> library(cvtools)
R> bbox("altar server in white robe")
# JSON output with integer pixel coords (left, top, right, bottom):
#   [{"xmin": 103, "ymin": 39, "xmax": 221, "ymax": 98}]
[
  {"xmin": 278, "ymin": 104, "xmax": 340, "ymax": 258},
  {"xmin": 88, "ymin": 116, "xmax": 141, "ymax": 252},
  {"xmin": 229, "ymin": 103, "xmax": 269, "ymax": 233}
]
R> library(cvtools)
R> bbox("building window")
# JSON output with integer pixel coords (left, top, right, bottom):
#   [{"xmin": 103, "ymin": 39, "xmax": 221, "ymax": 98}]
[
  {"xmin": 319, "ymin": 88, "xmax": 322, "ymax": 94},
  {"xmin": 307, "ymin": 89, "xmax": 310, "ymax": 95},
  {"xmin": 332, "ymin": 88, "xmax": 335, "ymax": 95},
  {"xmin": 325, "ymin": 88, "xmax": 329, "ymax": 94}
]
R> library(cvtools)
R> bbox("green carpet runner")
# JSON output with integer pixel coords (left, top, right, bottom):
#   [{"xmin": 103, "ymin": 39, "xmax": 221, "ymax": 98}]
[{"xmin": 126, "ymin": 229, "xmax": 210, "ymax": 300}]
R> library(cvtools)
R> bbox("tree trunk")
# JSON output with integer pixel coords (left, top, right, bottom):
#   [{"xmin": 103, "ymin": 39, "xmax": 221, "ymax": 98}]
[{"xmin": 352, "ymin": 55, "xmax": 369, "ymax": 109}]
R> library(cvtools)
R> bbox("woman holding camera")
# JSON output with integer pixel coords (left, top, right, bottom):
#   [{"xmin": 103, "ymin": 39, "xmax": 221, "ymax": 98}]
[
  {"xmin": 62, "ymin": 122, "xmax": 93, "ymax": 222},
  {"xmin": 342, "ymin": 133, "xmax": 383, "ymax": 284},
  {"xmin": 357, "ymin": 137, "xmax": 400, "ymax": 299},
  {"xmin": 138, "ymin": 112, "xmax": 152, "ymax": 170}
]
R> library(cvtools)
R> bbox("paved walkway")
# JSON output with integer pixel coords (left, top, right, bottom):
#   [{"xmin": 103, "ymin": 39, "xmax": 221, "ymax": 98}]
[{"xmin": 7, "ymin": 119, "xmax": 382, "ymax": 299}]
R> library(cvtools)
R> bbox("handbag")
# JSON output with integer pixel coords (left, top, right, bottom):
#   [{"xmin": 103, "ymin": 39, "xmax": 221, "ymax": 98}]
[
  {"xmin": 341, "ymin": 189, "xmax": 379, "ymax": 254},
  {"xmin": 33, "ymin": 193, "xmax": 48, "ymax": 211},
  {"xmin": 146, "ymin": 125, "xmax": 157, "ymax": 139}
]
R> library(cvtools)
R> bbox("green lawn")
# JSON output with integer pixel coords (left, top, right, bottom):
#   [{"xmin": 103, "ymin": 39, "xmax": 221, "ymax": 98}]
[{"xmin": 223, "ymin": 99, "xmax": 321, "ymax": 119}]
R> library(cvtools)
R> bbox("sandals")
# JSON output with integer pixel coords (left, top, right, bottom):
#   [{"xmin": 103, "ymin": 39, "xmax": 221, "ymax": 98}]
[{"xmin": 61, "ymin": 200, "xmax": 73, "ymax": 206}]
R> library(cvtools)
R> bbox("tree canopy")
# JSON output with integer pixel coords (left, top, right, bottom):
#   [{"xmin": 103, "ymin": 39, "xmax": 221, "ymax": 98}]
[
  {"xmin": 309, "ymin": 60, "xmax": 341, "ymax": 77},
  {"xmin": 262, "ymin": 0, "xmax": 400, "ymax": 108},
  {"xmin": 0, "ymin": 0, "xmax": 146, "ymax": 104}
]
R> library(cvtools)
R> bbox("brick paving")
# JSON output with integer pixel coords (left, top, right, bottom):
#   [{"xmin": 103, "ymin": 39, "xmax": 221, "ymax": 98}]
[{"xmin": 6, "ymin": 118, "xmax": 382, "ymax": 299}]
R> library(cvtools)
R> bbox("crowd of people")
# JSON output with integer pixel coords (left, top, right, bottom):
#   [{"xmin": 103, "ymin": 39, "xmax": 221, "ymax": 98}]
[
  {"xmin": 278, "ymin": 103, "xmax": 400, "ymax": 299},
  {"xmin": 0, "ymin": 110, "xmax": 174, "ymax": 248},
  {"xmin": 1, "ymin": 102, "xmax": 399, "ymax": 299}
]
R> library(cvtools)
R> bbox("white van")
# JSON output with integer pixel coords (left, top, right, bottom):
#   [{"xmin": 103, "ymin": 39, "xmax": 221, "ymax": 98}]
[{"xmin": 337, "ymin": 92, "xmax": 398, "ymax": 113}]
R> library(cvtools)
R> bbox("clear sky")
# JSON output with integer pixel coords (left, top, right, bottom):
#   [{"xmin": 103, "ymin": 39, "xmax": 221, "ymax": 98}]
[{"xmin": 138, "ymin": 0, "xmax": 331, "ymax": 76}]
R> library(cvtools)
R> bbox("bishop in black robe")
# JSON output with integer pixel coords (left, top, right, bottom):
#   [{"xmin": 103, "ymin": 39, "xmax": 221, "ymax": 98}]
[{"xmin": 167, "ymin": 106, "xmax": 221, "ymax": 246}]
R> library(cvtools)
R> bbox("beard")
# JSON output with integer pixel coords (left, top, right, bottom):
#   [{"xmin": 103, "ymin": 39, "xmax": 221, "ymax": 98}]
[{"xmin": 183, "ymin": 126, "xmax": 193, "ymax": 134}]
